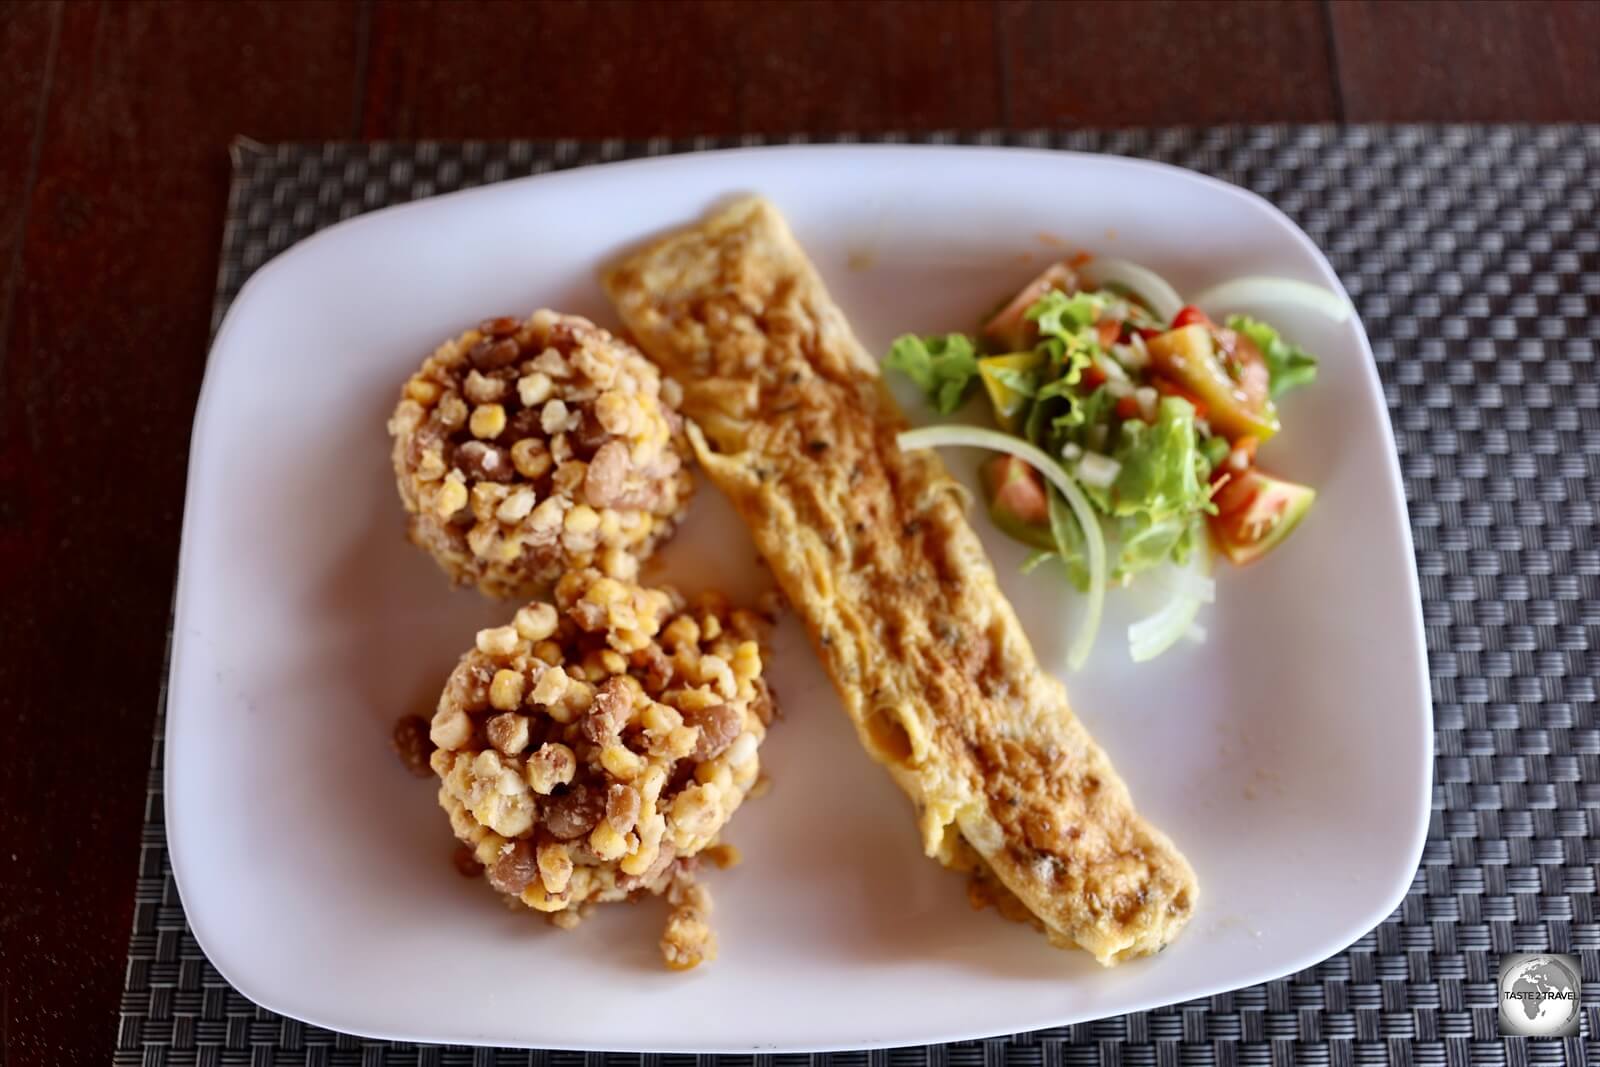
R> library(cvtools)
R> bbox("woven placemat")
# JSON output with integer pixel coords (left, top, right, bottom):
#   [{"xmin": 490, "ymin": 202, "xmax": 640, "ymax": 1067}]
[{"xmin": 118, "ymin": 127, "xmax": 1599, "ymax": 1066}]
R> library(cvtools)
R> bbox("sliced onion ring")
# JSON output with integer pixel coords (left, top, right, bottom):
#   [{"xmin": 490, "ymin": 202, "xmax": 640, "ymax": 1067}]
[
  {"xmin": 1129, "ymin": 534, "xmax": 1213, "ymax": 663},
  {"xmin": 1188, "ymin": 276, "xmax": 1352, "ymax": 323},
  {"xmin": 896, "ymin": 425, "xmax": 1106, "ymax": 671},
  {"xmin": 1081, "ymin": 258, "xmax": 1184, "ymax": 323}
]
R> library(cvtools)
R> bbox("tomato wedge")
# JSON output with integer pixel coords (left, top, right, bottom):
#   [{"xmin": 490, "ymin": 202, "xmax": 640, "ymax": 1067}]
[
  {"xmin": 1095, "ymin": 318, "xmax": 1121, "ymax": 349},
  {"xmin": 1145, "ymin": 324, "xmax": 1280, "ymax": 441},
  {"xmin": 1208, "ymin": 469, "xmax": 1315, "ymax": 565},
  {"xmin": 1170, "ymin": 305, "xmax": 1212, "ymax": 330},
  {"xmin": 983, "ymin": 262, "xmax": 1078, "ymax": 351},
  {"xmin": 981, "ymin": 455, "xmax": 1055, "ymax": 551}
]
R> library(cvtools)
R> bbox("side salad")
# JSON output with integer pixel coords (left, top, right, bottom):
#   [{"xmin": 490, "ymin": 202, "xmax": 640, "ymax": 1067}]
[{"xmin": 889, "ymin": 257, "xmax": 1346, "ymax": 668}]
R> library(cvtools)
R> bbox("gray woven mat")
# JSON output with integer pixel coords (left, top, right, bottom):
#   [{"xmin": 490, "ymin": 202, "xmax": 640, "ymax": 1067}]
[{"xmin": 118, "ymin": 128, "xmax": 1599, "ymax": 1066}]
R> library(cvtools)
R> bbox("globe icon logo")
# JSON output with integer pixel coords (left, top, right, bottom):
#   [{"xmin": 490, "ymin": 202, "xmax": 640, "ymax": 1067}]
[{"xmin": 1498, "ymin": 954, "xmax": 1581, "ymax": 1037}]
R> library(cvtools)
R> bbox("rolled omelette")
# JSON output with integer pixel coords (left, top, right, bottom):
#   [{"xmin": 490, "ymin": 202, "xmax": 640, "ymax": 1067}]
[{"xmin": 603, "ymin": 196, "xmax": 1196, "ymax": 964}]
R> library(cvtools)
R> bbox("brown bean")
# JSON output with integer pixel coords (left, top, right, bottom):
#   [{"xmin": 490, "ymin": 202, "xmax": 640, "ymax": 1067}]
[
  {"xmin": 454, "ymin": 440, "xmax": 514, "ymax": 483},
  {"xmin": 480, "ymin": 316, "xmax": 521, "ymax": 338},
  {"xmin": 390, "ymin": 715, "xmax": 435, "ymax": 778},
  {"xmin": 486, "ymin": 840, "xmax": 538, "ymax": 894},
  {"xmin": 580, "ymin": 676, "xmax": 631, "ymax": 744},
  {"xmin": 542, "ymin": 783, "xmax": 605, "ymax": 840},
  {"xmin": 583, "ymin": 440, "xmax": 632, "ymax": 509},
  {"xmin": 631, "ymin": 645, "xmax": 675, "ymax": 692},
  {"xmin": 469, "ymin": 337, "xmax": 522, "ymax": 371},
  {"xmin": 497, "ymin": 407, "xmax": 543, "ymax": 444},
  {"xmin": 574, "ymin": 411, "xmax": 611, "ymax": 452},
  {"xmin": 605, "ymin": 783, "xmax": 641, "ymax": 833},
  {"xmin": 684, "ymin": 703, "xmax": 742, "ymax": 760},
  {"xmin": 749, "ymin": 676, "xmax": 778, "ymax": 726},
  {"xmin": 452, "ymin": 845, "xmax": 484, "ymax": 878}
]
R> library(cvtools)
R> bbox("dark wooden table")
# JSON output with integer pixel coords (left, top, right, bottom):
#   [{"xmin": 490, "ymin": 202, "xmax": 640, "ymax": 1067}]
[{"xmin": 1, "ymin": 1, "xmax": 1596, "ymax": 1062}]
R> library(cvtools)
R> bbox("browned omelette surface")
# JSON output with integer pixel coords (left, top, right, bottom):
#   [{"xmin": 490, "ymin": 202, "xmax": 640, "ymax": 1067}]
[{"xmin": 603, "ymin": 197, "xmax": 1196, "ymax": 964}]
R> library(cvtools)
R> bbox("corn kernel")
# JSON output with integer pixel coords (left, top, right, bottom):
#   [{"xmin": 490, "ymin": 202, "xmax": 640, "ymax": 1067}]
[
  {"xmin": 541, "ymin": 399, "xmax": 571, "ymax": 434},
  {"xmin": 638, "ymin": 764, "xmax": 669, "ymax": 806},
  {"xmin": 618, "ymin": 846, "xmax": 652, "ymax": 878},
  {"xmin": 642, "ymin": 702, "xmax": 683, "ymax": 734},
  {"xmin": 725, "ymin": 731, "xmax": 759, "ymax": 770},
  {"xmin": 573, "ymin": 346, "xmax": 619, "ymax": 388},
  {"xmin": 529, "ymin": 665, "xmax": 569, "ymax": 706},
  {"xmin": 600, "ymin": 743, "xmax": 646, "ymax": 780},
  {"xmin": 594, "ymin": 390, "xmax": 632, "ymax": 435},
  {"xmin": 528, "ymin": 497, "xmax": 565, "ymax": 532},
  {"xmin": 519, "ymin": 881, "xmax": 570, "ymax": 913},
  {"xmin": 525, "ymin": 742, "xmax": 576, "ymax": 794},
  {"xmin": 437, "ymin": 392, "xmax": 469, "ymax": 429},
  {"xmin": 405, "ymin": 377, "xmax": 442, "ymax": 405},
  {"xmin": 489, "ymin": 669, "xmax": 525, "ymax": 711},
  {"xmin": 669, "ymin": 787, "xmax": 719, "ymax": 850},
  {"xmin": 485, "ymin": 712, "xmax": 529, "ymax": 756},
  {"xmin": 466, "ymin": 521, "xmax": 498, "ymax": 559},
  {"xmin": 732, "ymin": 641, "xmax": 762, "ymax": 684},
  {"xmin": 429, "ymin": 707, "xmax": 472, "ymax": 750},
  {"xmin": 564, "ymin": 504, "xmax": 600, "ymax": 534},
  {"xmin": 517, "ymin": 372, "xmax": 554, "ymax": 408},
  {"xmin": 466, "ymin": 369, "xmax": 508, "ymax": 404},
  {"xmin": 536, "ymin": 840, "xmax": 573, "ymax": 894},
  {"xmin": 510, "ymin": 438, "xmax": 552, "ymax": 479},
  {"xmin": 664, "ymin": 725, "xmax": 698, "ymax": 760},
  {"xmin": 432, "ymin": 478, "xmax": 469, "ymax": 519},
  {"xmin": 599, "ymin": 546, "xmax": 638, "ymax": 580},
  {"xmin": 585, "ymin": 576, "xmax": 626, "ymax": 605},
  {"xmin": 694, "ymin": 761, "xmax": 734, "ymax": 793},
  {"xmin": 476, "ymin": 625, "xmax": 519, "ymax": 657},
  {"xmin": 589, "ymin": 820, "xmax": 630, "ymax": 861},
  {"xmin": 699, "ymin": 655, "xmax": 737, "ymax": 699},
  {"xmin": 661, "ymin": 616, "xmax": 700, "ymax": 650},
  {"xmin": 416, "ymin": 449, "xmax": 447, "ymax": 481},
  {"xmin": 470, "ymin": 481, "xmax": 507, "ymax": 522},
  {"xmin": 497, "ymin": 488, "xmax": 537, "ymax": 523},
  {"xmin": 470, "ymin": 403, "xmax": 507, "ymax": 439},
  {"xmin": 513, "ymin": 602, "xmax": 558, "ymax": 642},
  {"xmin": 553, "ymin": 678, "xmax": 593, "ymax": 721}
]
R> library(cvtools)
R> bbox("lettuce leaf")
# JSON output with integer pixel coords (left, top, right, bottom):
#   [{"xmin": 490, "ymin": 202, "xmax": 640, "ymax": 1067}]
[
  {"xmin": 1027, "ymin": 289, "xmax": 1104, "ymax": 339},
  {"xmin": 1227, "ymin": 314, "xmax": 1317, "ymax": 398},
  {"xmin": 886, "ymin": 332, "xmax": 981, "ymax": 414},
  {"xmin": 1097, "ymin": 396, "xmax": 1215, "ymax": 577}
]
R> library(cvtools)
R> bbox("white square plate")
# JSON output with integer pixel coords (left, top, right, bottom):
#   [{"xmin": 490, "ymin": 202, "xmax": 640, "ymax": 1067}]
[{"xmin": 168, "ymin": 146, "xmax": 1430, "ymax": 1052}]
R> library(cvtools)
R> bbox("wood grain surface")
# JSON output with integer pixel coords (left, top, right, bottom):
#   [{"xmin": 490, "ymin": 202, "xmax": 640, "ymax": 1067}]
[{"xmin": 0, "ymin": 1, "xmax": 1595, "ymax": 1061}]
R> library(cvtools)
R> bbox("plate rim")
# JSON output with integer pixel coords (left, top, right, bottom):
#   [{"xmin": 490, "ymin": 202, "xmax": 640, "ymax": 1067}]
[{"xmin": 165, "ymin": 142, "xmax": 1433, "ymax": 1052}]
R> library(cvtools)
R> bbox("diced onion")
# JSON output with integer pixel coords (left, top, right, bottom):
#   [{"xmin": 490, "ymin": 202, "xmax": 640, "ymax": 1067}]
[
  {"xmin": 1188, "ymin": 275, "xmax": 1353, "ymax": 323},
  {"xmin": 1060, "ymin": 441, "xmax": 1083, "ymax": 461},
  {"xmin": 1134, "ymin": 386, "xmax": 1158, "ymax": 422},
  {"xmin": 897, "ymin": 426, "xmax": 1106, "ymax": 671},
  {"xmin": 1082, "ymin": 258, "xmax": 1184, "ymax": 322},
  {"xmin": 1093, "ymin": 351, "xmax": 1130, "ymax": 381},
  {"xmin": 1105, "ymin": 378, "xmax": 1134, "ymax": 399},
  {"xmin": 1111, "ymin": 341, "xmax": 1149, "ymax": 372},
  {"xmin": 1076, "ymin": 451, "xmax": 1121, "ymax": 489}
]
